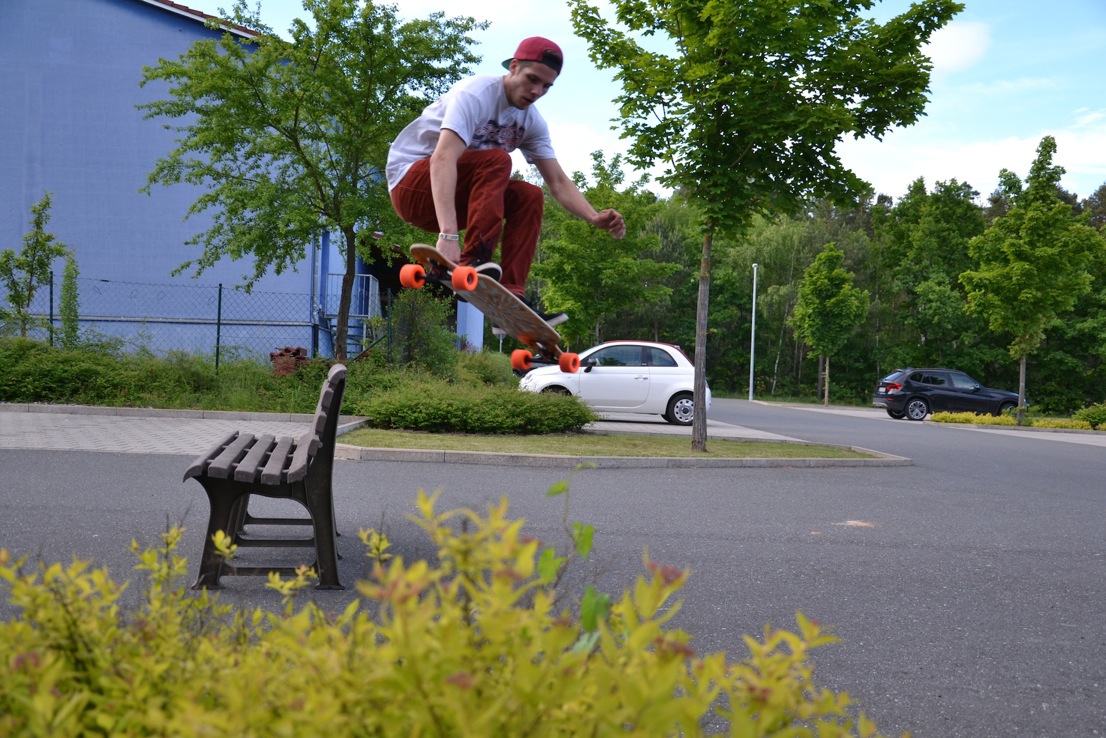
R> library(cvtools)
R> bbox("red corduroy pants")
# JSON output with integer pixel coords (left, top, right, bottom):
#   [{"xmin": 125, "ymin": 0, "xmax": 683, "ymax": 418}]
[{"xmin": 390, "ymin": 148, "xmax": 543, "ymax": 297}]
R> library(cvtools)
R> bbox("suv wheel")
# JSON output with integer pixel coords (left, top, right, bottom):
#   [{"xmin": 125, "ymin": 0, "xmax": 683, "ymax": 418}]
[{"xmin": 905, "ymin": 398, "xmax": 930, "ymax": 421}]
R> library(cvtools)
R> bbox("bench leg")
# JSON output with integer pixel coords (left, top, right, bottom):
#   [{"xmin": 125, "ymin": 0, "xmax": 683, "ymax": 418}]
[
  {"xmin": 192, "ymin": 479, "xmax": 245, "ymax": 590},
  {"xmin": 305, "ymin": 483, "xmax": 343, "ymax": 590}
]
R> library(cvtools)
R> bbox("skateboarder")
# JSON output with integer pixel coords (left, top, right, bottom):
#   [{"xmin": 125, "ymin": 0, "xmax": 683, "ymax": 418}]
[{"xmin": 386, "ymin": 36, "xmax": 627, "ymax": 325}]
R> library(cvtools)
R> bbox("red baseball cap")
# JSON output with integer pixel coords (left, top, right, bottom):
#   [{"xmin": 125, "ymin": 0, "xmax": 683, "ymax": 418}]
[{"xmin": 502, "ymin": 36, "xmax": 563, "ymax": 75}]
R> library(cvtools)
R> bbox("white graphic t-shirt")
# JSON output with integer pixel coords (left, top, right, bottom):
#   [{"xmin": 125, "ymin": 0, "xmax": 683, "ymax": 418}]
[{"xmin": 386, "ymin": 75, "xmax": 556, "ymax": 191}]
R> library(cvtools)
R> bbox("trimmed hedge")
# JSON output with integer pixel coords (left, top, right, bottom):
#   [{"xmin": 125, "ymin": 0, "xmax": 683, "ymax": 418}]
[
  {"xmin": 930, "ymin": 411, "xmax": 1097, "ymax": 430},
  {"xmin": 354, "ymin": 376, "xmax": 595, "ymax": 434}
]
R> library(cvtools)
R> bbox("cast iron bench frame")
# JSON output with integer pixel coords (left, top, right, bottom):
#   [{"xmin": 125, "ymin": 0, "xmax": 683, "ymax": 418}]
[{"xmin": 184, "ymin": 363, "xmax": 347, "ymax": 590}]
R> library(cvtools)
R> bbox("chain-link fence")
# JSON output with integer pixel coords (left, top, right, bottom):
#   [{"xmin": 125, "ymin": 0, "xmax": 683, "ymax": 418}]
[{"xmin": 1, "ymin": 273, "xmax": 383, "ymax": 362}]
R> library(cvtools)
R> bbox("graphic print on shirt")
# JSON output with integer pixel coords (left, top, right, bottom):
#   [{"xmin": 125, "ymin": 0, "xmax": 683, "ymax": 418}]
[{"xmin": 471, "ymin": 119, "xmax": 525, "ymax": 152}]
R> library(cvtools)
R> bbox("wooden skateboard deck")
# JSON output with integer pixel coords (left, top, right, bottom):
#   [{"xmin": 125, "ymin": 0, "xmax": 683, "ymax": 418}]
[{"xmin": 401, "ymin": 244, "xmax": 579, "ymax": 373}]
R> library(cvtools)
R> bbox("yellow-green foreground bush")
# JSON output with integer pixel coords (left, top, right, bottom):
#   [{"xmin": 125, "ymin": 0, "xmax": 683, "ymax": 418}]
[{"xmin": 1, "ymin": 489, "xmax": 893, "ymax": 737}]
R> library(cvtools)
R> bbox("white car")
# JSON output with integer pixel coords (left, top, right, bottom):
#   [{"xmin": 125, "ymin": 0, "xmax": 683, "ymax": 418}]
[{"xmin": 518, "ymin": 341, "xmax": 710, "ymax": 426}]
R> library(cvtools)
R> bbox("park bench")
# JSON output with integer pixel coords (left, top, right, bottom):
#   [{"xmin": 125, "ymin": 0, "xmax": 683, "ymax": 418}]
[{"xmin": 184, "ymin": 363, "xmax": 348, "ymax": 590}]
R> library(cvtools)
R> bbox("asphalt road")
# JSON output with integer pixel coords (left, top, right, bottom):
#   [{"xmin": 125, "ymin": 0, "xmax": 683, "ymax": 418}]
[{"xmin": 1, "ymin": 400, "xmax": 1103, "ymax": 737}]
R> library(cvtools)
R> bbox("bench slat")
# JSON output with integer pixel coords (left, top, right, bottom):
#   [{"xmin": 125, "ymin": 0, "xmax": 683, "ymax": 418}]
[
  {"xmin": 234, "ymin": 434, "xmax": 276, "ymax": 483},
  {"xmin": 313, "ymin": 387, "xmax": 334, "ymax": 436},
  {"xmin": 183, "ymin": 430, "xmax": 240, "ymax": 481},
  {"xmin": 206, "ymin": 433, "xmax": 256, "ymax": 479},
  {"xmin": 260, "ymin": 436, "xmax": 296, "ymax": 485},
  {"xmin": 286, "ymin": 430, "xmax": 321, "ymax": 483}
]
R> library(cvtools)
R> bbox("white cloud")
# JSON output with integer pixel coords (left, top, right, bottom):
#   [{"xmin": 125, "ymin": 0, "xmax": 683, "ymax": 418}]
[
  {"xmin": 923, "ymin": 21, "xmax": 991, "ymax": 77},
  {"xmin": 837, "ymin": 108, "xmax": 1106, "ymax": 200}
]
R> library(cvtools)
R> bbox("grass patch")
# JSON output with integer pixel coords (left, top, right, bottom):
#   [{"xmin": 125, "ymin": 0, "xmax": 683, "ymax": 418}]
[{"xmin": 340, "ymin": 427, "xmax": 873, "ymax": 459}]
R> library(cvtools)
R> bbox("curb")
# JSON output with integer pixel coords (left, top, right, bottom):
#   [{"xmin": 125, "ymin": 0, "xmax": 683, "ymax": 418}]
[
  {"xmin": 2, "ymin": 403, "xmax": 912, "ymax": 468},
  {"xmin": 334, "ymin": 444, "xmax": 911, "ymax": 469}
]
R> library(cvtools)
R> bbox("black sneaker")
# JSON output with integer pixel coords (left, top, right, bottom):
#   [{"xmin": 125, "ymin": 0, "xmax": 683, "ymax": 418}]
[
  {"xmin": 471, "ymin": 262, "xmax": 502, "ymax": 282},
  {"xmin": 521, "ymin": 297, "xmax": 568, "ymax": 328}
]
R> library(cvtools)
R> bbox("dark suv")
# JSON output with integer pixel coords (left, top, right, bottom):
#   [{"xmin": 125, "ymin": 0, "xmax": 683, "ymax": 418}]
[{"xmin": 872, "ymin": 368, "xmax": 1021, "ymax": 421}]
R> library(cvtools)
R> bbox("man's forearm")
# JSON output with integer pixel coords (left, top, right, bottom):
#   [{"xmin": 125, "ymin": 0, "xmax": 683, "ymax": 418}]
[
  {"xmin": 429, "ymin": 155, "xmax": 460, "ymax": 235},
  {"xmin": 549, "ymin": 179, "xmax": 600, "ymax": 223}
]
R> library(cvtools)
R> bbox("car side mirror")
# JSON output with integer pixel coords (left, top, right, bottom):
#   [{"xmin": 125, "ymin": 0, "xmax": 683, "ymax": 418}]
[{"xmin": 582, "ymin": 358, "xmax": 596, "ymax": 372}]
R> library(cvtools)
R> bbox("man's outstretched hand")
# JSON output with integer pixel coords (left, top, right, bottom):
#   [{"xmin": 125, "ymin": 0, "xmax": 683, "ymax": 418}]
[{"xmin": 593, "ymin": 209, "xmax": 626, "ymax": 239}]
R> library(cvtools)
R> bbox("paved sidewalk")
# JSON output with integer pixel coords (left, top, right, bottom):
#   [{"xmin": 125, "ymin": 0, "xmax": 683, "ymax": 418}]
[{"xmin": 0, "ymin": 403, "xmax": 909, "ymax": 467}]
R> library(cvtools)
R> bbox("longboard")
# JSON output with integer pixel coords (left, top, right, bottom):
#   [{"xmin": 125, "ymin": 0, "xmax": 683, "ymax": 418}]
[{"xmin": 400, "ymin": 244, "xmax": 579, "ymax": 373}]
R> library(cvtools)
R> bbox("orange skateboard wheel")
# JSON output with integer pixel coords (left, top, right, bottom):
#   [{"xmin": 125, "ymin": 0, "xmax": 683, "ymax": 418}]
[
  {"xmin": 559, "ymin": 352, "xmax": 580, "ymax": 373},
  {"xmin": 399, "ymin": 263, "xmax": 425, "ymax": 289},
  {"xmin": 511, "ymin": 349, "xmax": 533, "ymax": 372},
  {"xmin": 452, "ymin": 266, "xmax": 478, "ymax": 292}
]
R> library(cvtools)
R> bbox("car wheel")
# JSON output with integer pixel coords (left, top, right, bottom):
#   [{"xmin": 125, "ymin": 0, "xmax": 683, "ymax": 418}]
[
  {"xmin": 997, "ymin": 401, "xmax": 1016, "ymax": 416},
  {"xmin": 905, "ymin": 398, "xmax": 930, "ymax": 421},
  {"xmin": 664, "ymin": 393, "xmax": 695, "ymax": 426},
  {"xmin": 541, "ymin": 386, "xmax": 571, "ymax": 396},
  {"xmin": 886, "ymin": 408, "xmax": 906, "ymax": 419}
]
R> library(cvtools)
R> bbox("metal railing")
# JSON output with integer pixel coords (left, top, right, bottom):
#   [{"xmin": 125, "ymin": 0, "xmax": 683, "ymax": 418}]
[{"xmin": 2, "ymin": 273, "xmax": 382, "ymax": 363}]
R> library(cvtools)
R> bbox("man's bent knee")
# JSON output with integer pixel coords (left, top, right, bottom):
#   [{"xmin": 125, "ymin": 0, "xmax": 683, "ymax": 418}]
[{"xmin": 507, "ymin": 180, "xmax": 545, "ymax": 214}]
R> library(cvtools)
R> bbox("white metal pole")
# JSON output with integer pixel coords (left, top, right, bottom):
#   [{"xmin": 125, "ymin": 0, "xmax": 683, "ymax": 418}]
[{"xmin": 749, "ymin": 263, "xmax": 758, "ymax": 401}]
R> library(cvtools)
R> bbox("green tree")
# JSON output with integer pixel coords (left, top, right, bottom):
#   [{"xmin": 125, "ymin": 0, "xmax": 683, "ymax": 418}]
[
  {"xmin": 569, "ymin": 0, "xmax": 961, "ymax": 450},
  {"xmin": 0, "ymin": 192, "xmax": 70, "ymax": 338},
  {"xmin": 534, "ymin": 153, "xmax": 677, "ymax": 347},
  {"xmin": 961, "ymin": 136, "xmax": 1106, "ymax": 421},
  {"xmin": 873, "ymin": 178, "xmax": 987, "ymax": 370},
  {"xmin": 59, "ymin": 253, "xmax": 80, "ymax": 349},
  {"xmin": 1084, "ymin": 183, "xmax": 1106, "ymax": 232},
  {"xmin": 789, "ymin": 243, "xmax": 869, "ymax": 406},
  {"xmin": 139, "ymin": 0, "xmax": 486, "ymax": 359}
]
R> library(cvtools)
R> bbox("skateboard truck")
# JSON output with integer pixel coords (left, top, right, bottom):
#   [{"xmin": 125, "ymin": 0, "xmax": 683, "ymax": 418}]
[
  {"xmin": 510, "ymin": 345, "xmax": 580, "ymax": 373},
  {"xmin": 399, "ymin": 261, "xmax": 477, "ymax": 293}
]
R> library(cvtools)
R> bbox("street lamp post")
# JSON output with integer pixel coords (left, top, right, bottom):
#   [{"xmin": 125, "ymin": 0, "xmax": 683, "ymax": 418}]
[{"xmin": 749, "ymin": 263, "xmax": 758, "ymax": 401}]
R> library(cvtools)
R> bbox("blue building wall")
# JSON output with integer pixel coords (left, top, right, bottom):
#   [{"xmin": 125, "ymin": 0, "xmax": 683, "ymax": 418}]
[{"xmin": 0, "ymin": 0, "xmax": 360, "ymax": 358}]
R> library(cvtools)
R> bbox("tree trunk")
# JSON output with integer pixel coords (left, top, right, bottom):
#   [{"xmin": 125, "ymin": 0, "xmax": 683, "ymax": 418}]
[
  {"xmin": 823, "ymin": 353, "xmax": 830, "ymax": 407},
  {"xmin": 1017, "ymin": 353, "xmax": 1028, "ymax": 425},
  {"xmin": 816, "ymin": 354, "xmax": 824, "ymax": 401},
  {"xmin": 691, "ymin": 230, "xmax": 713, "ymax": 452},
  {"xmin": 334, "ymin": 226, "xmax": 358, "ymax": 361}
]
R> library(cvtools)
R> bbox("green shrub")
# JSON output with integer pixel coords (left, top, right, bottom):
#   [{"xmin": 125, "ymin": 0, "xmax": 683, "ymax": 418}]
[
  {"xmin": 0, "ymin": 489, "xmax": 892, "ymax": 737},
  {"xmin": 455, "ymin": 349, "xmax": 518, "ymax": 387},
  {"xmin": 0, "ymin": 339, "xmax": 127, "ymax": 403},
  {"xmin": 386, "ymin": 289, "xmax": 456, "ymax": 376},
  {"xmin": 930, "ymin": 411, "xmax": 1017, "ymax": 426},
  {"xmin": 0, "ymin": 338, "xmax": 591, "ymax": 435},
  {"xmin": 1073, "ymin": 403, "xmax": 1106, "ymax": 430},
  {"xmin": 1028, "ymin": 418, "xmax": 1093, "ymax": 430},
  {"xmin": 355, "ymin": 376, "xmax": 595, "ymax": 434}
]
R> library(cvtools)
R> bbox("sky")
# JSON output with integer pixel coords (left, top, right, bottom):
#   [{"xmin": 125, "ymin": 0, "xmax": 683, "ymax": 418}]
[{"xmin": 200, "ymin": 0, "xmax": 1106, "ymax": 203}]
